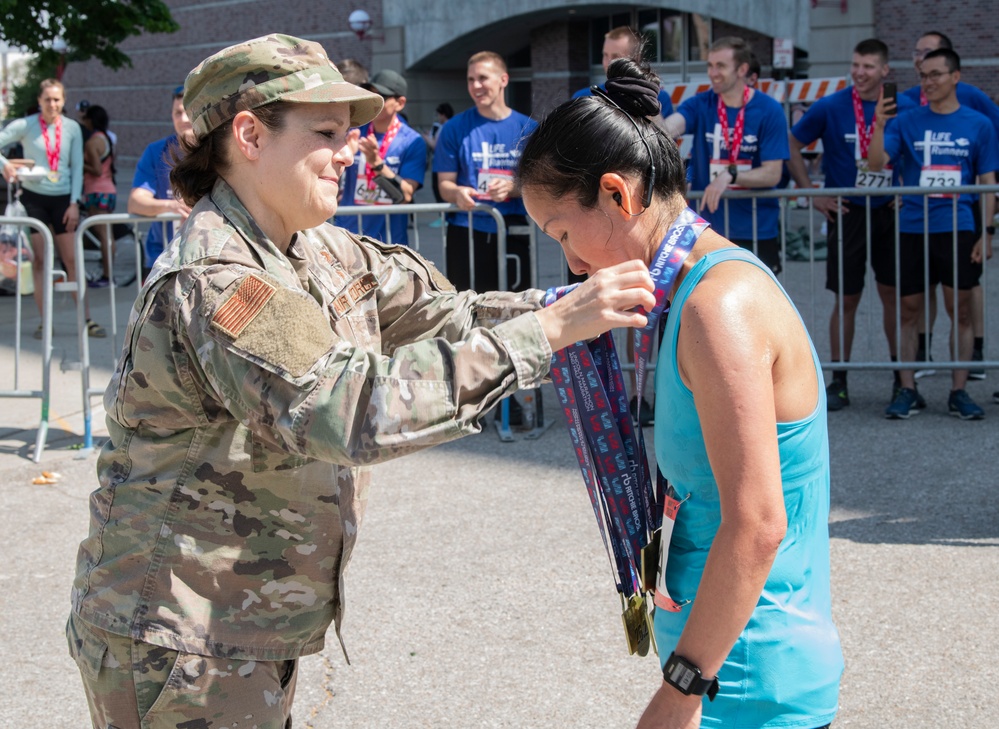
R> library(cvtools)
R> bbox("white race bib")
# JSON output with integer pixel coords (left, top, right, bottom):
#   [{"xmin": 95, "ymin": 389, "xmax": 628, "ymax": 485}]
[
  {"xmin": 855, "ymin": 159, "xmax": 892, "ymax": 189},
  {"xmin": 919, "ymin": 165, "xmax": 962, "ymax": 198},
  {"xmin": 352, "ymin": 160, "xmax": 393, "ymax": 206},
  {"xmin": 475, "ymin": 168, "xmax": 513, "ymax": 199}
]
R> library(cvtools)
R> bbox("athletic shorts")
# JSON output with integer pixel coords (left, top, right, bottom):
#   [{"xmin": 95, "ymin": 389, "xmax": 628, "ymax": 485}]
[
  {"xmin": 84, "ymin": 192, "xmax": 117, "ymax": 213},
  {"xmin": 19, "ymin": 188, "xmax": 73, "ymax": 235},
  {"xmin": 825, "ymin": 203, "xmax": 897, "ymax": 296},
  {"xmin": 898, "ymin": 230, "xmax": 982, "ymax": 297}
]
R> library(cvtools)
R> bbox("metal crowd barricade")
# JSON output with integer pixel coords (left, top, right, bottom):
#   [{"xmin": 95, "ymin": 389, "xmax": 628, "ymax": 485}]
[
  {"xmin": 73, "ymin": 212, "xmax": 182, "ymax": 454},
  {"xmin": 0, "ymin": 215, "xmax": 55, "ymax": 462},
  {"xmin": 694, "ymin": 184, "xmax": 999, "ymax": 376},
  {"xmin": 336, "ymin": 201, "xmax": 541, "ymax": 291}
]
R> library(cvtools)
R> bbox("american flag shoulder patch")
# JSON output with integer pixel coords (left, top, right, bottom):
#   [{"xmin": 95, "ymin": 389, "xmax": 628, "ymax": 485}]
[{"xmin": 212, "ymin": 275, "xmax": 277, "ymax": 338}]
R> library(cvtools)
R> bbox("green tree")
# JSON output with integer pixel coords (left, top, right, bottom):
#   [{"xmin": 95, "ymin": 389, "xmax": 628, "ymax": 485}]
[{"xmin": 0, "ymin": 0, "xmax": 178, "ymax": 72}]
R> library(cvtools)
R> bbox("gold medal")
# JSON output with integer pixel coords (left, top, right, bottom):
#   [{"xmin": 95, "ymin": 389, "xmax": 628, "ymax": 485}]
[
  {"xmin": 621, "ymin": 593, "xmax": 651, "ymax": 657},
  {"xmin": 47, "ymin": 170, "xmax": 60, "ymax": 183},
  {"xmin": 640, "ymin": 529, "xmax": 661, "ymax": 594},
  {"xmin": 644, "ymin": 593, "xmax": 659, "ymax": 656}
]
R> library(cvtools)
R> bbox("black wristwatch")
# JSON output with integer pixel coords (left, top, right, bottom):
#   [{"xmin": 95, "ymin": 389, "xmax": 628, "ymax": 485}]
[
  {"xmin": 727, "ymin": 163, "xmax": 738, "ymax": 184},
  {"xmin": 372, "ymin": 162, "xmax": 385, "ymax": 172},
  {"xmin": 663, "ymin": 652, "xmax": 719, "ymax": 701},
  {"xmin": 986, "ymin": 225, "xmax": 996, "ymax": 236}
]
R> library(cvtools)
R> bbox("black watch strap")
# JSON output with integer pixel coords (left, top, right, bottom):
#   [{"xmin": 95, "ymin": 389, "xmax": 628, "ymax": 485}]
[
  {"xmin": 986, "ymin": 225, "xmax": 996, "ymax": 235},
  {"xmin": 727, "ymin": 163, "xmax": 738, "ymax": 184},
  {"xmin": 372, "ymin": 162, "xmax": 385, "ymax": 172},
  {"xmin": 663, "ymin": 652, "xmax": 719, "ymax": 701}
]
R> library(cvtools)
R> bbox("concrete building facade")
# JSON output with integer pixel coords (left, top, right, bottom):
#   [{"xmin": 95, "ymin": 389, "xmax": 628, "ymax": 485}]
[{"xmin": 59, "ymin": 0, "xmax": 997, "ymax": 167}]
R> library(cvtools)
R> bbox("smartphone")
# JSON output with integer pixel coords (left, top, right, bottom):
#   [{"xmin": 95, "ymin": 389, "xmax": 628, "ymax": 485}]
[{"xmin": 883, "ymin": 82, "xmax": 897, "ymax": 108}]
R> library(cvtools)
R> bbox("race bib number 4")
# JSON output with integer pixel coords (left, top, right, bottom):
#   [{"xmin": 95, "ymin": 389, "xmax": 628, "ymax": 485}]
[
  {"xmin": 709, "ymin": 159, "xmax": 752, "ymax": 190},
  {"xmin": 919, "ymin": 165, "xmax": 961, "ymax": 198},
  {"xmin": 476, "ymin": 168, "xmax": 514, "ymax": 199}
]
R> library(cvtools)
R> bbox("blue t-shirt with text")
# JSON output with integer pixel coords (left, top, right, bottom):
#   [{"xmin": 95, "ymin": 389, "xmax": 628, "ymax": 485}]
[
  {"xmin": 432, "ymin": 108, "xmax": 537, "ymax": 233},
  {"xmin": 679, "ymin": 89, "xmax": 789, "ymax": 239},
  {"xmin": 336, "ymin": 119, "xmax": 426, "ymax": 245},
  {"xmin": 791, "ymin": 86, "xmax": 916, "ymax": 206},
  {"xmin": 883, "ymin": 104, "xmax": 999, "ymax": 233}
]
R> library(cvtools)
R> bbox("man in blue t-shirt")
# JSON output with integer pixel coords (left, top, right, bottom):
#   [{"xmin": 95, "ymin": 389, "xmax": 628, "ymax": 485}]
[
  {"xmin": 432, "ymin": 51, "xmax": 537, "ymax": 293},
  {"xmin": 127, "ymin": 86, "xmax": 194, "ymax": 275},
  {"xmin": 788, "ymin": 38, "xmax": 917, "ymax": 412},
  {"xmin": 905, "ymin": 31, "xmax": 999, "ymax": 379},
  {"xmin": 870, "ymin": 49, "xmax": 998, "ymax": 420},
  {"xmin": 663, "ymin": 37, "xmax": 789, "ymax": 274},
  {"xmin": 571, "ymin": 26, "xmax": 674, "ymax": 118},
  {"xmin": 334, "ymin": 70, "xmax": 426, "ymax": 246}
]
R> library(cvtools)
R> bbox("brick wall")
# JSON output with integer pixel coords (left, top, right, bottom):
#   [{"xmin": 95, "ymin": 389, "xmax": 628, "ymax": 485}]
[
  {"xmin": 61, "ymin": 0, "xmax": 379, "ymax": 163},
  {"xmin": 873, "ymin": 0, "xmax": 999, "ymax": 99},
  {"xmin": 529, "ymin": 21, "xmax": 591, "ymax": 119}
]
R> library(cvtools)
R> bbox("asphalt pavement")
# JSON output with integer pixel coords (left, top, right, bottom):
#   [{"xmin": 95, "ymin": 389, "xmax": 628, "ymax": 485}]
[{"xmin": 1, "ymin": 215, "xmax": 997, "ymax": 728}]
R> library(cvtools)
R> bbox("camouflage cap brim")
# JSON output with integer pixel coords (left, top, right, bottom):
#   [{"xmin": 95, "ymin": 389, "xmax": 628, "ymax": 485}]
[{"xmin": 186, "ymin": 34, "xmax": 384, "ymax": 140}]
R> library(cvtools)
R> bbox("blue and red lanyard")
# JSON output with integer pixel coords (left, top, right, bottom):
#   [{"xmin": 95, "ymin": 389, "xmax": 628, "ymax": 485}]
[{"xmin": 545, "ymin": 207, "xmax": 709, "ymax": 603}]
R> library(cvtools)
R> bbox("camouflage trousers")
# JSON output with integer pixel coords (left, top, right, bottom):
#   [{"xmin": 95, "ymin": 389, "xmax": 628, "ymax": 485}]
[{"xmin": 66, "ymin": 613, "xmax": 298, "ymax": 729}]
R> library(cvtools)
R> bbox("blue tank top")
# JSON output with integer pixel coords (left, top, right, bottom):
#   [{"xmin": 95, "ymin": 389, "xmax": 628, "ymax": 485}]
[{"xmin": 653, "ymin": 248, "xmax": 842, "ymax": 728}]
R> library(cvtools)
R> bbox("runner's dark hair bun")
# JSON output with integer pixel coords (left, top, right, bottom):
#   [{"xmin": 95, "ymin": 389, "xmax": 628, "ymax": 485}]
[{"xmin": 604, "ymin": 58, "xmax": 661, "ymax": 118}]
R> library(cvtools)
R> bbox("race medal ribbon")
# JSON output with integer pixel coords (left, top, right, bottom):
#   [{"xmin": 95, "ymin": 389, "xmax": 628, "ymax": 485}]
[
  {"xmin": 711, "ymin": 85, "xmax": 751, "ymax": 189},
  {"xmin": 39, "ymin": 116, "xmax": 62, "ymax": 182},
  {"xmin": 363, "ymin": 116, "xmax": 401, "ymax": 190},
  {"xmin": 544, "ymin": 208, "xmax": 708, "ymax": 652},
  {"xmin": 631, "ymin": 207, "xmax": 709, "ymax": 612}
]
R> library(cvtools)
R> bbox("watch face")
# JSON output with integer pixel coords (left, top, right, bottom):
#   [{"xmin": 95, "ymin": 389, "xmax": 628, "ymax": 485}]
[
  {"xmin": 728, "ymin": 164, "xmax": 738, "ymax": 175},
  {"xmin": 665, "ymin": 656, "xmax": 697, "ymax": 693}
]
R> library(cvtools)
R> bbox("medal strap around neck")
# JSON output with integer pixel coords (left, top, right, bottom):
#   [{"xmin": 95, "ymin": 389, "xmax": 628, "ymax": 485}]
[
  {"xmin": 851, "ymin": 87, "xmax": 875, "ymax": 159},
  {"xmin": 716, "ymin": 85, "xmax": 751, "ymax": 165},
  {"xmin": 631, "ymin": 207, "xmax": 709, "ymax": 469},
  {"xmin": 364, "ymin": 116, "xmax": 402, "ymax": 189},
  {"xmin": 38, "ymin": 116, "xmax": 62, "ymax": 174}
]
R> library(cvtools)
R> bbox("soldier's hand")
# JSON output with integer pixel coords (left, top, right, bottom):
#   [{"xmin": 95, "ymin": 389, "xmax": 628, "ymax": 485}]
[{"xmin": 536, "ymin": 260, "xmax": 656, "ymax": 351}]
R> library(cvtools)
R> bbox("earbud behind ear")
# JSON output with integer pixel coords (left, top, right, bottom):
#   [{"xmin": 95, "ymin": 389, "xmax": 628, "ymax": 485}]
[{"xmin": 612, "ymin": 191, "xmax": 623, "ymax": 206}]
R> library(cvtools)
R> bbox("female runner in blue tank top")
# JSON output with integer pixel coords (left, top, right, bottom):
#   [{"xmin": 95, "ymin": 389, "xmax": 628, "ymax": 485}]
[{"xmin": 519, "ymin": 58, "xmax": 843, "ymax": 729}]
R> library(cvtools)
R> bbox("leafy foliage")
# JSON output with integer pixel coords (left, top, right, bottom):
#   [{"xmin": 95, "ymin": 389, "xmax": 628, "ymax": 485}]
[{"xmin": 0, "ymin": 0, "xmax": 179, "ymax": 71}]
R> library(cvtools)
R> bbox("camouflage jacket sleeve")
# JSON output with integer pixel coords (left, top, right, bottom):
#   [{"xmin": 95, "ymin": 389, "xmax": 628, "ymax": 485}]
[{"xmin": 175, "ymin": 249, "xmax": 551, "ymax": 467}]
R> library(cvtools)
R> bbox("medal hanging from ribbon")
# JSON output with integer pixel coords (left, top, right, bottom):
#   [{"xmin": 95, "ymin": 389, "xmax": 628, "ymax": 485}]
[
  {"xmin": 545, "ymin": 207, "xmax": 709, "ymax": 656},
  {"xmin": 716, "ymin": 85, "xmax": 750, "ymax": 165},
  {"xmin": 364, "ymin": 116, "xmax": 401, "ymax": 190},
  {"xmin": 38, "ymin": 116, "xmax": 62, "ymax": 183}
]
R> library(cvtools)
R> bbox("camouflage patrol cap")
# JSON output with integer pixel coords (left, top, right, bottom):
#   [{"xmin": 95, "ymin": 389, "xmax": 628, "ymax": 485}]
[{"xmin": 184, "ymin": 33, "xmax": 384, "ymax": 140}]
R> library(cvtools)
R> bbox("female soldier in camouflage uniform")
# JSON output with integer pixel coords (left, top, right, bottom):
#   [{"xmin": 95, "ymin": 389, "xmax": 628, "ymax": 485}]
[{"xmin": 66, "ymin": 34, "xmax": 656, "ymax": 727}]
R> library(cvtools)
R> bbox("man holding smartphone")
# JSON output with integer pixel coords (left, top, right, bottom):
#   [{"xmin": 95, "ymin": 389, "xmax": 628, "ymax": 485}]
[
  {"xmin": 869, "ymin": 48, "xmax": 998, "ymax": 420},
  {"xmin": 787, "ymin": 38, "xmax": 916, "ymax": 411}
]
